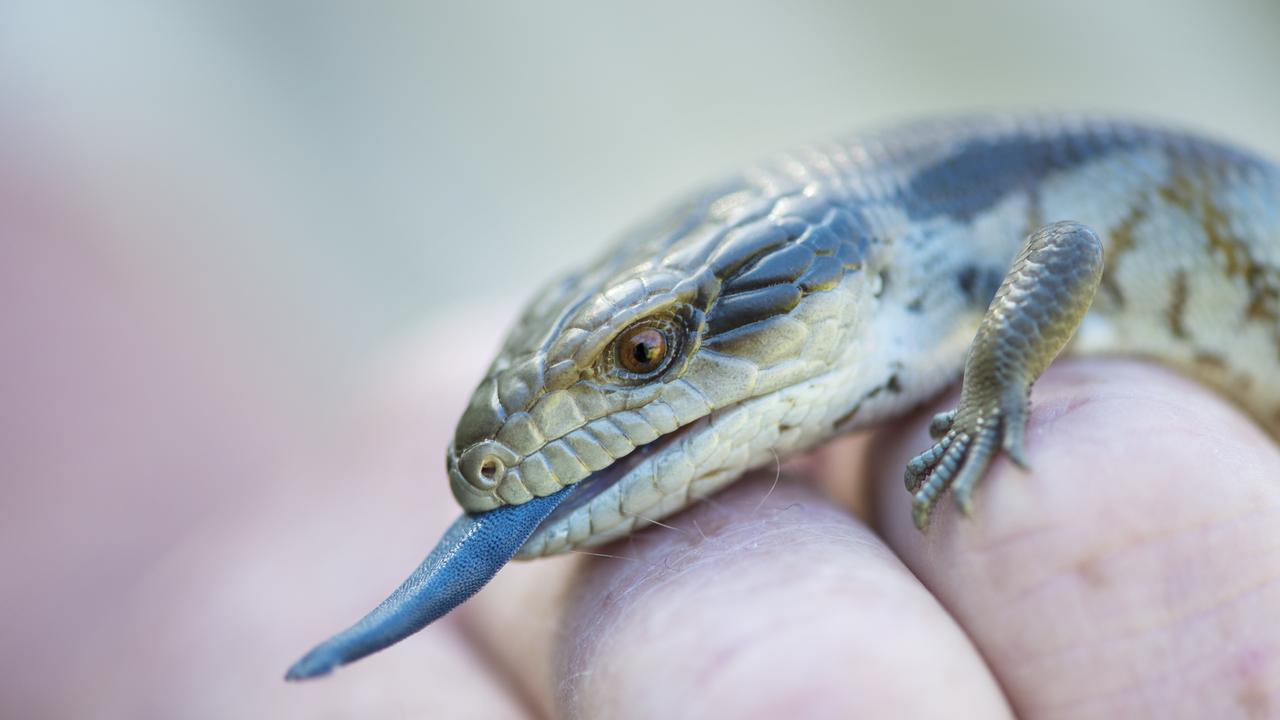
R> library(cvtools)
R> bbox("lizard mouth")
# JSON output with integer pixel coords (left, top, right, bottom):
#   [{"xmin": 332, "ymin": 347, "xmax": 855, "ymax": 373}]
[
  {"xmin": 518, "ymin": 401, "xmax": 744, "ymax": 559},
  {"xmin": 535, "ymin": 416, "xmax": 706, "ymax": 531}
]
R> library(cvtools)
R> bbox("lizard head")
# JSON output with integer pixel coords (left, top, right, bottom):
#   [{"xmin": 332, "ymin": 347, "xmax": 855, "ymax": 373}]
[
  {"xmin": 286, "ymin": 182, "xmax": 877, "ymax": 680},
  {"xmin": 449, "ymin": 185, "xmax": 873, "ymax": 557}
]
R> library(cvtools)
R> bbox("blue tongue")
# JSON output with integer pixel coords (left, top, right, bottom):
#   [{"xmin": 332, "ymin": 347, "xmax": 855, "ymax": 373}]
[{"xmin": 285, "ymin": 485, "xmax": 573, "ymax": 680}]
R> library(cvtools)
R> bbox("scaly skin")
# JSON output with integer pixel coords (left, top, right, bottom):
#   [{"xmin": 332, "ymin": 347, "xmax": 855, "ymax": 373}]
[{"xmin": 287, "ymin": 114, "xmax": 1280, "ymax": 680}]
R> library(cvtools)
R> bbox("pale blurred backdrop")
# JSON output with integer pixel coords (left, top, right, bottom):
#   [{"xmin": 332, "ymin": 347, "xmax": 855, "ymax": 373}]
[{"xmin": 1, "ymin": 1, "xmax": 1278, "ymax": 717}]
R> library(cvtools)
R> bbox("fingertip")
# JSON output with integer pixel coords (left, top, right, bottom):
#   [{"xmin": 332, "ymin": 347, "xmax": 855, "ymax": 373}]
[
  {"xmin": 557, "ymin": 474, "xmax": 1012, "ymax": 719},
  {"xmin": 870, "ymin": 358, "xmax": 1280, "ymax": 716}
]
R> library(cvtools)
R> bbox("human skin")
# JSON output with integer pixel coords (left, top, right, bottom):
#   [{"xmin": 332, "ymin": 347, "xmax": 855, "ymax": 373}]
[{"xmin": 34, "ymin": 329, "xmax": 1280, "ymax": 719}]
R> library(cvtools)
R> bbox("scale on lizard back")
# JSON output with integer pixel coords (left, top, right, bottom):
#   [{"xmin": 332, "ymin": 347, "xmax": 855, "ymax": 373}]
[{"xmin": 286, "ymin": 114, "xmax": 1280, "ymax": 680}]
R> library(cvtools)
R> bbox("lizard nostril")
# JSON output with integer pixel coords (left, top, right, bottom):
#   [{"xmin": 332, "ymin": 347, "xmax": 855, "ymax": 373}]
[
  {"xmin": 468, "ymin": 455, "xmax": 505, "ymax": 489},
  {"xmin": 457, "ymin": 440, "xmax": 516, "ymax": 492}
]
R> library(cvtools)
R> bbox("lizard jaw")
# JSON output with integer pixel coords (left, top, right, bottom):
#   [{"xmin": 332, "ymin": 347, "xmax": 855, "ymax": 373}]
[{"xmin": 529, "ymin": 414, "xmax": 705, "ymax": 536}]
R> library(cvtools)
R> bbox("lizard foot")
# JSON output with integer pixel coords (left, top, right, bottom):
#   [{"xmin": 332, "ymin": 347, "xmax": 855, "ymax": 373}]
[
  {"xmin": 905, "ymin": 394, "xmax": 1029, "ymax": 530},
  {"xmin": 903, "ymin": 221, "xmax": 1104, "ymax": 531}
]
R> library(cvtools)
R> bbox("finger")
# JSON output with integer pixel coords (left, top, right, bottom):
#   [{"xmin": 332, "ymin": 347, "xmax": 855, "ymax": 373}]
[
  {"xmin": 527, "ymin": 473, "xmax": 1012, "ymax": 719},
  {"xmin": 870, "ymin": 359, "xmax": 1280, "ymax": 717}
]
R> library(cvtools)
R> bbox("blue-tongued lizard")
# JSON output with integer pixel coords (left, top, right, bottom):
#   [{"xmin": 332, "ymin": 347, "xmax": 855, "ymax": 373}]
[{"xmin": 286, "ymin": 114, "xmax": 1280, "ymax": 680}]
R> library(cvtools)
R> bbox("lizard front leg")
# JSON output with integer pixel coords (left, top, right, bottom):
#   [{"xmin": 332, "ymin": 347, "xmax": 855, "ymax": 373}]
[{"xmin": 906, "ymin": 221, "xmax": 1104, "ymax": 530}]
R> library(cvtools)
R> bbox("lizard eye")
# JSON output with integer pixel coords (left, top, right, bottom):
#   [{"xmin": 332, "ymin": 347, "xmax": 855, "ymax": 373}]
[{"xmin": 617, "ymin": 325, "xmax": 670, "ymax": 376}]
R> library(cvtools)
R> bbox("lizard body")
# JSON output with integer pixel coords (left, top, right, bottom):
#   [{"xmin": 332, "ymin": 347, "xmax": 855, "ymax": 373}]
[{"xmin": 287, "ymin": 115, "xmax": 1280, "ymax": 680}]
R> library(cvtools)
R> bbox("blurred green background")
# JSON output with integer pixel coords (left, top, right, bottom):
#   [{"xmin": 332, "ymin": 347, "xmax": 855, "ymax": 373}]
[{"xmin": 1, "ymin": 2, "xmax": 1277, "ymax": 717}]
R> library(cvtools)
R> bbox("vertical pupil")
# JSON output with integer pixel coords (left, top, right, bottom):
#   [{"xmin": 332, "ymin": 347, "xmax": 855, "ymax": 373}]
[{"xmin": 633, "ymin": 341, "xmax": 652, "ymax": 363}]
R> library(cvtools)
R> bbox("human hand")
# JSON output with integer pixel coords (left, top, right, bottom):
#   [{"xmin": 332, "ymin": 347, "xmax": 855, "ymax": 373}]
[{"xmin": 52, "ymin": 321, "xmax": 1280, "ymax": 718}]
